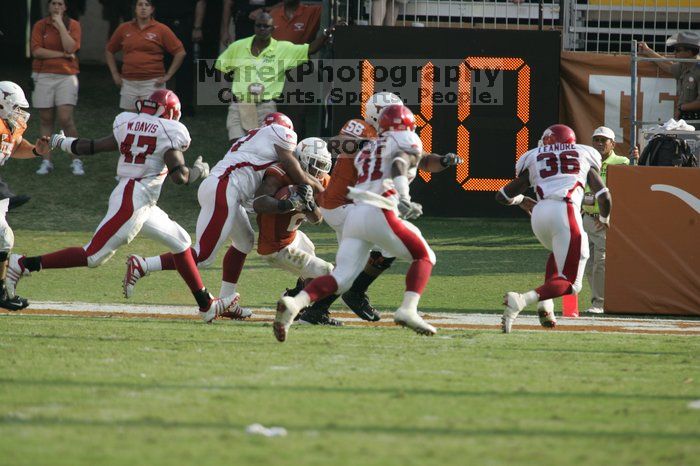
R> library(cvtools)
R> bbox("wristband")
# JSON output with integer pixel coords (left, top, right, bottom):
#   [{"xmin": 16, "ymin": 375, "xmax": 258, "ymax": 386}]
[
  {"xmin": 499, "ymin": 187, "xmax": 524, "ymax": 205},
  {"xmin": 169, "ymin": 164, "xmax": 185, "ymax": 175},
  {"xmin": 595, "ymin": 187, "xmax": 609, "ymax": 198},
  {"xmin": 278, "ymin": 199, "xmax": 293, "ymax": 212},
  {"xmin": 393, "ymin": 175, "xmax": 410, "ymax": 199},
  {"xmin": 32, "ymin": 147, "xmax": 42, "ymax": 158},
  {"xmin": 599, "ymin": 215, "xmax": 610, "ymax": 225},
  {"xmin": 60, "ymin": 137, "xmax": 78, "ymax": 154}
]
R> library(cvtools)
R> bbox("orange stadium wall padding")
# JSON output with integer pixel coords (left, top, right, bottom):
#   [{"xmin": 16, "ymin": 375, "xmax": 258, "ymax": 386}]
[
  {"xmin": 605, "ymin": 166, "xmax": 700, "ymax": 316},
  {"xmin": 559, "ymin": 51, "xmax": 674, "ymax": 153}
]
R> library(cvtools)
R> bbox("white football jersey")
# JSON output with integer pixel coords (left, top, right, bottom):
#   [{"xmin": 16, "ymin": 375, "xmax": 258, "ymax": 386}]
[
  {"xmin": 210, "ymin": 124, "xmax": 297, "ymax": 202},
  {"xmin": 113, "ymin": 112, "xmax": 190, "ymax": 191},
  {"xmin": 516, "ymin": 143, "xmax": 602, "ymax": 207},
  {"xmin": 352, "ymin": 130, "xmax": 423, "ymax": 202}
]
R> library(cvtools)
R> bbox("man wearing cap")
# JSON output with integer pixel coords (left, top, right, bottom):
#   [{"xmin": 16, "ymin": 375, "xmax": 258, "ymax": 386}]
[
  {"xmin": 638, "ymin": 31, "xmax": 700, "ymax": 120},
  {"xmin": 581, "ymin": 127, "xmax": 629, "ymax": 314}
]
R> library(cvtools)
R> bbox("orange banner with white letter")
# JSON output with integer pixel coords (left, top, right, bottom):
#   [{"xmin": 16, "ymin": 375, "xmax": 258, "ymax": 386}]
[
  {"xmin": 560, "ymin": 51, "xmax": 675, "ymax": 154},
  {"xmin": 605, "ymin": 166, "xmax": 700, "ymax": 315}
]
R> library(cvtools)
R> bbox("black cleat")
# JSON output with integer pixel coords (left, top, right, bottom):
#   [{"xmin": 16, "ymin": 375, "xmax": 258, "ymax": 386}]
[
  {"xmin": 341, "ymin": 291, "xmax": 381, "ymax": 322},
  {"xmin": 0, "ymin": 294, "xmax": 29, "ymax": 311},
  {"xmin": 298, "ymin": 306, "xmax": 343, "ymax": 326}
]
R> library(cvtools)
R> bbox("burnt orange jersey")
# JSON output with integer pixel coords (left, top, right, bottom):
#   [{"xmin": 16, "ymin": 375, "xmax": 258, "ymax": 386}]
[
  {"xmin": 257, "ymin": 164, "xmax": 329, "ymax": 255},
  {"xmin": 317, "ymin": 119, "xmax": 376, "ymax": 210},
  {"xmin": 0, "ymin": 118, "xmax": 27, "ymax": 166}
]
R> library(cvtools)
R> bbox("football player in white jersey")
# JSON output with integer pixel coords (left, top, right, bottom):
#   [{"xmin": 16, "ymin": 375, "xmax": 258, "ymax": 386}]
[
  {"xmin": 122, "ymin": 112, "xmax": 323, "ymax": 319},
  {"xmin": 6, "ymin": 90, "xmax": 238, "ymax": 322},
  {"xmin": 273, "ymin": 104, "xmax": 438, "ymax": 342},
  {"xmin": 495, "ymin": 124, "xmax": 612, "ymax": 333}
]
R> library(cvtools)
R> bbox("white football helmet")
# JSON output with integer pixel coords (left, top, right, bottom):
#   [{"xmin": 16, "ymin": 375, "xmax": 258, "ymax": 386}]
[
  {"xmin": 364, "ymin": 92, "xmax": 403, "ymax": 130},
  {"xmin": 295, "ymin": 137, "xmax": 332, "ymax": 179},
  {"xmin": 0, "ymin": 81, "xmax": 30, "ymax": 129}
]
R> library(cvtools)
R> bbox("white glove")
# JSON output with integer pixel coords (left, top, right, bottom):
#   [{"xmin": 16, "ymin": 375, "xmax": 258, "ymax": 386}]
[
  {"xmin": 440, "ymin": 153, "xmax": 464, "ymax": 167},
  {"xmin": 290, "ymin": 184, "xmax": 316, "ymax": 211},
  {"xmin": 398, "ymin": 197, "xmax": 423, "ymax": 220},
  {"xmin": 49, "ymin": 131, "xmax": 66, "ymax": 151},
  {"xmin": 192, "ymin": 156, "xmax": 210, "ymax": 179}
]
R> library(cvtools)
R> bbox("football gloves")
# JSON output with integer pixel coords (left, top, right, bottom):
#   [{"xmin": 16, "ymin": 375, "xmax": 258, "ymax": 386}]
[
  {"xmin": 398, "ymin": 197, "xmax": 423, "ymax": 220},
  {"xmin": 289, "ymin": 184, "xmax": 316, "ymax": 211},
  {"xmin": 440, "ymin": 153, "xmax": 464, "ymax": 168},
  {"xmin": 49, "ymin": 130, "xmax": 66, "ymax": 151},
  {"xmin": 192, "ymin": 156, "xmax": 210, "ymax": 180}
]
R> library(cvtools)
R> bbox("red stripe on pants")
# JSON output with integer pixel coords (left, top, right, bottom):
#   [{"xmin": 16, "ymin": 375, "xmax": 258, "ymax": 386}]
[
  {"xmin": 85, "ymin": 180, "xmax": 135, "ymax": 257},
  {"xmin": 197, "ymin": 177, "xmax": 229, "ymax": 263},
  {"xmin": 382, "ymin": 209, "xmax": 433, "ymax": 294}
]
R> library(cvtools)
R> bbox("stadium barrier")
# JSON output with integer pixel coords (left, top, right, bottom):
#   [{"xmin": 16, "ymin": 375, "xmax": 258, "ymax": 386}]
[{"xmin": 605, "ymin": 165, "xmax": 700, "ymax": 316}]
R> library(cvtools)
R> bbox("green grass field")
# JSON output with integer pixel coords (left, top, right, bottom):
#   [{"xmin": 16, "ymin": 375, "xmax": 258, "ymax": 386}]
[{"xmin": 1, "ymin": 65, "xmax": 699, "ymax": 466}]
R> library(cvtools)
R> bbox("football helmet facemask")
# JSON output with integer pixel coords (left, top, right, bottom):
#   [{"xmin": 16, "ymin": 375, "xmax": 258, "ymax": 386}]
[
  {"xmin": 295, "ymin": 137, "xmax": 332, "ymax": 179},
  {"xmin": 0, "ymin": 81, "xmax": 30, "ymax": 129}
]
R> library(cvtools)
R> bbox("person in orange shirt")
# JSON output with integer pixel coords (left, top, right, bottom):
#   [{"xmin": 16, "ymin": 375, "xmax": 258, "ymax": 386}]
[
  {"xmin": 105, "ymin": 0, "xmax": 186, "ymax": 111},
  {"xmin": 0, "ymin": 82, "xmax": 50, "ymax": 310},
  {"xmin": 31, "ymin": 0, "xmax": 84, "ymax": 176},
  {"xmin": 269, "ymin": 0, "xmax": 322, "ymax": 44},
  {"xmin": 253, "ymin": 137, "xmax": 338, "ymax": 325}
]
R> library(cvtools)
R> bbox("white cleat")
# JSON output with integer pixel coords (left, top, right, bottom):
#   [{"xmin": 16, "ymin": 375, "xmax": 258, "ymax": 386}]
[
  {"xmin": 393, "ymin": 307, "xmax": 437, "ymax": 336},
  {"xmin": 200, "ymin": 293, "xmax": 240, "ymax": 323},
  {"xmin": 6, "ymin": 254, "xmax": 30, "ymax": 298},
  {"xmin": 219, "ymin": 295, "xmax": 253, "ymax": 320},
  {"xmin": 123, "ymin": 255, "xmax": 148, "ymax": 299},
  {"xmin": 502, "ymin": 292, "xmax": 527, "ymax": 333},
  {"xmin": 584, "ymin": 307, "xmax": 604, "ymax": 314},
  {"xmin": 537, "ymin": 299, "xmax": 556, "ymax": 328},
  {"xmin": 273, "ymin": 296, "xmax": 303, "ymax": 342}
]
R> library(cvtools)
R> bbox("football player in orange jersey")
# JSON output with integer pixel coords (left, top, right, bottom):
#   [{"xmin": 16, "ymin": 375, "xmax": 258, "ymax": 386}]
[
  {"xmin": 253, "ymin": 137, "xmax": 340, "ymax": 325},
  {"xmin": 0, "ymin": 81, "xmax": 50, "ymax": 310},
  {"xmin": 307, "ymin": 92, "xmax": 463, "ymax": 323}
]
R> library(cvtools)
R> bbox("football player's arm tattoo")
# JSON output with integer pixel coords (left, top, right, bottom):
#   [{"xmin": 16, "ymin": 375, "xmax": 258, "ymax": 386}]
[
  {"xmin": 253, "ymin": 174, "xmax": 295, "ymax": 214},
  {"xmin": 275, "ymin": 144, "xmax": 323, "ymax": 193}
]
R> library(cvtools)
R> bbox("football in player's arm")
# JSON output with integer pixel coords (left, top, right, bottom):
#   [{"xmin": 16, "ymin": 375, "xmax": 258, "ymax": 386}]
[
  {"xmin": 495, "ymin": 166, "xmax": 612, "ymax": 224},
  {"xmin": 49, "ymin": 132, "xmax": 210, "ymax": 186}
]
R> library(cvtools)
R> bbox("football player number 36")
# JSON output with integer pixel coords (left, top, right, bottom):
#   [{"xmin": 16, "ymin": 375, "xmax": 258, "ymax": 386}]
[
  {"xmin": 536, "ymin": 151, "xmax": 580, "ymax": 178},
  {"xmin": 121, "ymin": 133, "xmax": 157, "ymax": 164}
]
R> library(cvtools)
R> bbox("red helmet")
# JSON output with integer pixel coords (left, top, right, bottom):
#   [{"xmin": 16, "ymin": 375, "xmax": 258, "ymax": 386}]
[
  {"xmin": 377, "ymin": 104, "xmax": 416, "ymax": 134},
  {"xmin": 262, "ymin": 112, "xmax": 294, "ymax": 131},
  {"xmin": 540, "ymin": 124, "xmax": 576, "ymax": 146},
  {"xmin": 136, "ymin": 89, "xmax": 181, "ymax": 121}
]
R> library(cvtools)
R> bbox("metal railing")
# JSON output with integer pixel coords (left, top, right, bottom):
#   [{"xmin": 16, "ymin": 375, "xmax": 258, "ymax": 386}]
[{"xmin": 330, "ymin": 0, "xmax": 700, "ymax": 52}]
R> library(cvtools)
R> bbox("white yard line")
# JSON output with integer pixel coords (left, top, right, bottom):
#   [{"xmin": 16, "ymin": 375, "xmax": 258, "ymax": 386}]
[{"xmin": 18, "ymin": 300, "xmax": 700, "ymax": 334}]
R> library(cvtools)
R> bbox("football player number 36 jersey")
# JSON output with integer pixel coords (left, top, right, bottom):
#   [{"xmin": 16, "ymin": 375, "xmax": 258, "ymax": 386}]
[
  {"xmin": 113, "ymin": 112, "xmax": 191, "ymax": 183},
  {"xmin": 516, "ymin": 143, "xmax": 602, "ymax": 206}
]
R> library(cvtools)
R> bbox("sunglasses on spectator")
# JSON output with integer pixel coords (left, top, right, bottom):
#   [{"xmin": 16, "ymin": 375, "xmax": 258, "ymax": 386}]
[{"xmin": 255, "ymin": 23, "xmax": 274, "ymax": 29}]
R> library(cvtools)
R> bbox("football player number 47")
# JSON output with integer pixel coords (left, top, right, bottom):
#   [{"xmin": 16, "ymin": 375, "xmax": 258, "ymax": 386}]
[{"xmin": 121, "ymin": 133, "xmax": 157, "ymax": 164}]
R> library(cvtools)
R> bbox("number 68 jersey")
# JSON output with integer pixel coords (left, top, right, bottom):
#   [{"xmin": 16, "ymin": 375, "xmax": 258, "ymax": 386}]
[
  {"xmin": 113, "ymin": 112, "xmax": 191, "ymax": 190},
  {"xmin": 516, "ymin": 143, "xmax": 601, "ymax": 208}
]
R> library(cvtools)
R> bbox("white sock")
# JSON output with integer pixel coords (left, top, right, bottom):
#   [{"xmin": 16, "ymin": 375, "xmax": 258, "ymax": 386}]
[
  {"xmin": 144, "ymin": 256, "xmax": 162, "ymax": 272},
  {"xmin": 523, "ymin": 290, "xmax": 539, "ymax": 305},
  {"xmin": 400, "ymin": 291, "xmax": 421, "ymax": 311},
  {"xmin": 294, "ymin": 290, "xmax": 311, "ymax": 309},
  {"xmin": 220, "ymin": 281, "xmax": 237, "ymax": 298}
]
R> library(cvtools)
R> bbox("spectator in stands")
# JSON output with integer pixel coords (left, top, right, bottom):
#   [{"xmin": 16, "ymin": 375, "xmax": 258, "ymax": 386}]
[
  {"xmin": 269, "ymin": 0, "xmax": 322, "ymax": 138},
  {"xmin": 220, "ymin": 0, "xmax": 277, "ymax": 47},
  {"xmin": 371, "ymin": 0, "xmax": 399, "ymax": 26},
  {"xmin": 105, "ymin": 0, "xmax": 186, "ymax": 111},
  {"xmin": 215, "ymin": 11, "xmax": 335, "ymax": 143},
  {"xmin": 581, "ymin": 126, "xmax": 629, "ymax": 314},
  {"xmin": 99, "ymin": 0, "xmax": 133, "ymax": 37},
  {"xmin": 31, "ymin": 0, "xmax": 84, "ymax": 176},
  {"xmin": 152, "ymin": 0, "xmax": 207, "ymax": 116},
  {"xmin": 639, "ymin": 31, "xmax": 700, "ymax": 121}
]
